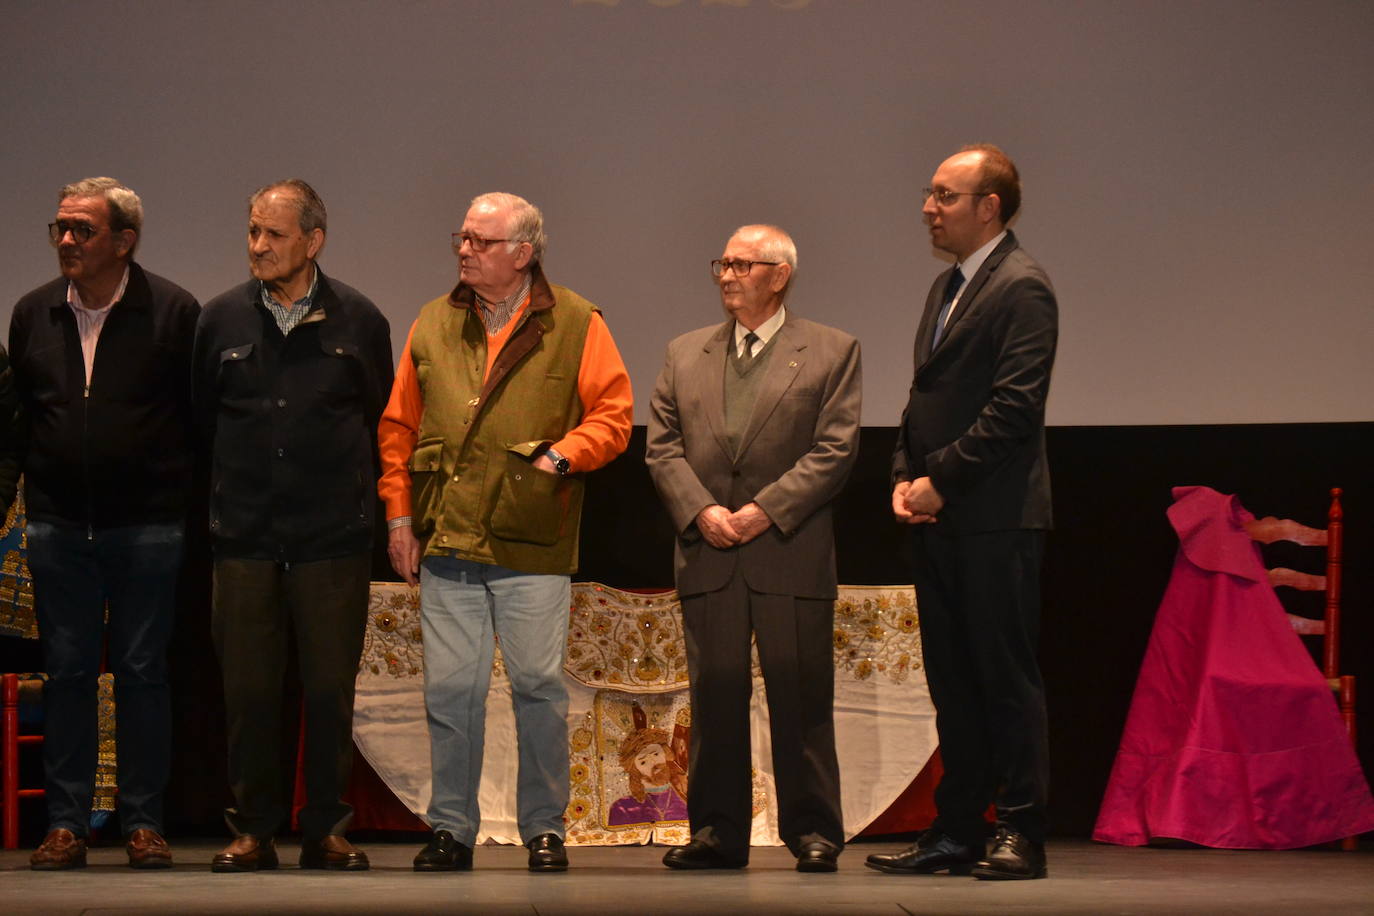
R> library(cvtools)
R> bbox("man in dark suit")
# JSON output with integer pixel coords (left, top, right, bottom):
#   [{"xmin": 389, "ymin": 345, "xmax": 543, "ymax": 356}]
[
  {"xmin": 866, "ymin": 145, "xmax": 1057, "ymax": 880},
  {"xmin": 646, "ymin": 224, "xmax": 861, "ymax": 873}
]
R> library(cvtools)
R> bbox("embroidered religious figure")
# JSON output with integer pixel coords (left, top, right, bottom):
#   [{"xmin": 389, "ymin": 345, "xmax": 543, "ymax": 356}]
[{"xmin": 607, "ymin": 706, "xmax": 689, "ymax": 827}]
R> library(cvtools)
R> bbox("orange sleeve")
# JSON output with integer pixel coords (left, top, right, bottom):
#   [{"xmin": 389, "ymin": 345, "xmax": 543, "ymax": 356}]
[
  {"xmin": 551, "ymin": 311, "xmax": 633, "ymax": 473},
  {"xmin": 377, "ymin": 321, "xmax": 423, "ymax": 521}
]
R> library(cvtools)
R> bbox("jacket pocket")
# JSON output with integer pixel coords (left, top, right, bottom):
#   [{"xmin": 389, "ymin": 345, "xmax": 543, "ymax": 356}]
[
  {"xmin": 217, "ymin": 343, "xmax": 258, "ymax": 400},
  {"xmin": 408, "ymin": 437, "xmax": 445, "ymax": 539},
  {"xmin": 220, "ymin": 342, "xmax": 255, "ymax": 365},
  {"xmin": 315, "ymin": 338, "xmax": 361, "ymax": 401},
  {"xmin": 488, "ymin": 442, "xmax": 569, "ymax": 546}
]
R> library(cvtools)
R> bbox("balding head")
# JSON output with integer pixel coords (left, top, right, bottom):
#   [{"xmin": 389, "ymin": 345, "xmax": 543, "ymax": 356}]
[{"xmin": 730, "ymin": 224, "xmax": 797, "ymax": 273}]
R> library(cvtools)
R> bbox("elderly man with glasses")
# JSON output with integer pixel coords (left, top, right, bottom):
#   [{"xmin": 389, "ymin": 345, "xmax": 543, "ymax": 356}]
[
  {"xmin": 379, "ymin": 192, "xmax": 632, "ymax": 873},
  {"xmin": 9, "ymin": 178, "xmax": 200, "ymax": 870},
  {"xmin": 645, "ymin": 224, "xmax": 861, "ymax": 873}
]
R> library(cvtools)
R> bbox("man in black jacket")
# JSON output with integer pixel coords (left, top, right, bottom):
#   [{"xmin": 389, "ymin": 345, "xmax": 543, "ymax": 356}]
[
  {"xmin": 194, "ymin": 179, "xmax": 393, "ymax": 873},
  {"xmin": 9, "ymin": 177, "xmax": 199, "ymax": 871},
  {"xmin": 867, "ymin": 145, "xmax": 1057, "ymax": 880}
]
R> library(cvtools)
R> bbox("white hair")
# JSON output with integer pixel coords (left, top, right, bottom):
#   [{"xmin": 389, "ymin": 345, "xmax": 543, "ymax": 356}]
[
  {"xmin": 732, "ymin": 224, "xmax": 797, "ymax": 271},
  {"xmin": 471, "ymin": 191, "xmax": 547, "ymax": 262}
]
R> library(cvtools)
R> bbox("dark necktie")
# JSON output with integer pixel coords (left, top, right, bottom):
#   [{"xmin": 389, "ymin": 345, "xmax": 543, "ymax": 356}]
[
  {"xmin": 742, "ymin": 331, "xmax": 760, "ymax": 360},
  {"xmin": 930, "ymin": 266, "xmax": 964, "ymax": 352}
]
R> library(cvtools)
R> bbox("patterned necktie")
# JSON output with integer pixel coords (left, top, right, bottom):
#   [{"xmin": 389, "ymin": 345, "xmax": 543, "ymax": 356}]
[
  {"xmin": 930, "ymin": 266, "xmax": 964, "ymax": 351},
  {"xmin": 742, "ymin": 331, "xmax": 760, "ymax": 360}
]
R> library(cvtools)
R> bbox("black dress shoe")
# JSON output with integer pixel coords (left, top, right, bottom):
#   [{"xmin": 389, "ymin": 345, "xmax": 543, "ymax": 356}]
[
  {"xmin": 863, "ymin": 829, "xmax": 979, "ymax": 875},
  {"xmin": 300, "ymin": 835, "xmax": 370, "ymax": 871},
  {"xmin": 662, "ymin": 839, "xmax": 748, "ymax": 870},
  {"xmin": 972, "ymin": 826, "xmax": 1046, "ymax": 880},
  {"xmin": 413, "ymin": 830, "xmax": 472, "ymax": 872},
  {"xmin": 526, "ymin": 833, "xmax": 568, "ymax": 872},
  {"xmin": 796, "ymin": 841, "xmax": 840, "ymax": 873}
]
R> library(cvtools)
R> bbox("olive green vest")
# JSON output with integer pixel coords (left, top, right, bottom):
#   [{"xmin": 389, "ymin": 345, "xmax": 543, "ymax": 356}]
[{"xmin": 408, "ymin": 272, "xmax": 594, "ymax": 574}]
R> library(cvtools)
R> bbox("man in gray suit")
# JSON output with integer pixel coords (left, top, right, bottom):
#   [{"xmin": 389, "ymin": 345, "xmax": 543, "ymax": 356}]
[{"xmin": 646, "ymin": 224, "xmax": 861, "ymax": 873}]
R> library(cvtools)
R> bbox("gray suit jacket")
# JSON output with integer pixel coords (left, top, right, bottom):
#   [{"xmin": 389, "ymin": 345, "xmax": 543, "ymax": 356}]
[{"xmin": 646, "ymin": 315, "xmax": 861, "ymax": 599}]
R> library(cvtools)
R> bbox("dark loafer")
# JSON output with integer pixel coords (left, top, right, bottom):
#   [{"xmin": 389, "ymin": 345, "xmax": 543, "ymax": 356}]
[
  {"xmin": 526, "ymin": 832, "xmax": 568, "ymax": 872},
  {"xmin": 211, "ymin": 834, "xmax": 279, "ymax": 873},
  {"xmin": 796, "ymin": 841, "xmax": 840, "ymax": 873},
  {"xmin": 972, "ymin": 826, "xmax": 1047, "ymax": 880},
  {"xmin": 30, "ymin": 828, "xmax": 87, "ymax": 870},
  {"xmin": 413, "ymin": 829, "xmax": 472, "ymax": 872},
  {"xmin": 662, "ymin": 839, "xmax": 748, "ymax": 870},
  {"xmin": 864, "ymin": 829, "xmax": 979, "ymax": 875},
  {"xmin": 300, "ymin": 835, "xmax": 369, "ymax": 871},
  {"xmin": 126, "ymin": 828, "xmax": 173, "ymax": 869}
]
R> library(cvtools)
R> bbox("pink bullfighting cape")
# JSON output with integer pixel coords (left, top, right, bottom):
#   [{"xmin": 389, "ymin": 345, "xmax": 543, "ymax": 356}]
[{"xmin": 1094, "ymin": 486, "xmax": 1374, "ymax": 848}]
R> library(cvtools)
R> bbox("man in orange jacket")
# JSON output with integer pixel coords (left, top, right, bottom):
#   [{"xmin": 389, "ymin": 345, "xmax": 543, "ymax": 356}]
[{"xmin": 379, "ymin": 192, "xmax": 632, "ymax": 873}]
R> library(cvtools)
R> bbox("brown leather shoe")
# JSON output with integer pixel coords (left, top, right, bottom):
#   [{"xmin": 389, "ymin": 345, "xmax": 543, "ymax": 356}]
[
  {"xmin": 126, "ymin": 828, "xmax": 174, "ymax": 869},
  {"xmin": 299, "ymin": 835, "xmax": 370, "ymax": 871},
  {"xmin": 211, "ymin": 834, "xmax": 279, "ymax": 873},
  {"xmin": 31, "ymin": 828, "xmax": 88, "ymax": 870}
]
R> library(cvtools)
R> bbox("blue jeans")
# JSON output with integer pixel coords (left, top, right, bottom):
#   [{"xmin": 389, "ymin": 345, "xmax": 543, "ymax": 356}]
[
  {"xmin": 420, "ymin": 556, "xmax": 570, "ymax": 845},
  {"xmin": 26, "ymin": 520, "xmax": 184, "ymax": 836}
]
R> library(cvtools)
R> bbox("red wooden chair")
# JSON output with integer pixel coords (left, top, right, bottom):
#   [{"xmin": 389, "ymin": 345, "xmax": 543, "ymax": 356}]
[
  {"xmin": 1244, "ymin": 487, "xmax": 1357, "ymax": 850},
  {"xmin": 1, "ymin": 672, "xmax": 45, "ymax": 849}
]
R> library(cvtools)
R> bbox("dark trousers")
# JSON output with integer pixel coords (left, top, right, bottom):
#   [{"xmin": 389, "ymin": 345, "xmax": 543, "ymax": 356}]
[
  {"xmin": 211, "ymin": 553, "xmax": 369, "ymax": 839},
  {"xmin": 911, "ymin": 526, "xmax": 1049, "ymax": 845},
  {"xmin": 27, "ymin": 520, "xmax": 184, "ymax": 836},
  {"xmin": 680, "ymin": 576, "xmax": 844, "ymax": 859}
]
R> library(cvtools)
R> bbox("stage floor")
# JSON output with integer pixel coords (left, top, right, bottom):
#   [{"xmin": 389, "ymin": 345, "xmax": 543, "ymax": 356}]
[{"xmin": 3, "ymin": 838, "xmax": 1370, "ymax": 914}]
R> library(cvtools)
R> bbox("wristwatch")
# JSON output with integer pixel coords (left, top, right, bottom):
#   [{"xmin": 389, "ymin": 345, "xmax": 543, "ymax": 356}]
[{"xmin": 545, "ymin": 447, "xmax": 570, "ymax": 476}]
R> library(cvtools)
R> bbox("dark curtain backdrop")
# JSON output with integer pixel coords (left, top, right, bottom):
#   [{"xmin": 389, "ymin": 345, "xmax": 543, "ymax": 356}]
[{"xmin": 2, "ymin": 422, "xmax": 1370, "ymax": 840}]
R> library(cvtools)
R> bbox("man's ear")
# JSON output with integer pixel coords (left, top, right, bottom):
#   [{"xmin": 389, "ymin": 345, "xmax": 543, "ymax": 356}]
[
  {"xmin": 977, "ymin": 193, "xmax": 1001, "ymax": 225},
  {"xmin": 771, "ymin": 262, "xmax": 793, "ymax": 294},
  {"xmin": 306, "ymin": 227, "xmax": 326, "ymax": 260}
]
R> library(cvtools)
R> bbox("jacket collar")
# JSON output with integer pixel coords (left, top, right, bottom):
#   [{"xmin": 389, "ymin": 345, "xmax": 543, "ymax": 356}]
[
  {"xmin": 50, "ymin": 261, "xmax": 149, "ymax": 312},
  {"xmin": 298, "ymin": 266, "xmax": 336, "ymax": 326},
  {"xmin": 447, "ymin": 261, "xmax": 555, "ymax": 314},
  {"xmin": 922, "ymin": 230, "xmax": 1019, "ymax": 361},
  {"xmin": 955, "ymin": 229, "xmax": 1018, "ymax": 309},
  {"xmin": 248, "ymin": 265, "xmax": 336, "ymax": 327}
]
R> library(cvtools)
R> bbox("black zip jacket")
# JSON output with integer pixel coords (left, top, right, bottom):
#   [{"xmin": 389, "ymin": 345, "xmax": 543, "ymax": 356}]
[
  {"xmin": 193, "ymin": 270, "xmax": 393, "ymax": 562},
  {"xmin": 8, "ymin": 263, "xmax": 199, "ymax": 529},
  {"xmin": 0, "ymin": 345, "xmax": 21, "ymax": 514}
]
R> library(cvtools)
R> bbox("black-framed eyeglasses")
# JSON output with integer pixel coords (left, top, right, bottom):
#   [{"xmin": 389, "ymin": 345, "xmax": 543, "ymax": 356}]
[
  {"xmin": 711, "ymin": 258, "xmax": 781, "ymax": 278},
  {"xmin": 48, "ymin": 221, "xmax": 99, "ymax": 245},
  {"xmin": 923, "ymin": 187, "xmax": 988, "ymax": 207},
  {"xmin": 451, "ymin": 232, "xmax": 512, "ymax": 254}
]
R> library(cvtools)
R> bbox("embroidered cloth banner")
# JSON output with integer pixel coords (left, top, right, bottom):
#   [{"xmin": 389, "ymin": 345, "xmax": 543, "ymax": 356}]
[
  {"xmin": 0, "ymin": 492, "xmax": 35, "ymax": 640},
  {"xmin": 354, "ymin": 582, "xmax": 937, "ymax": 846}
]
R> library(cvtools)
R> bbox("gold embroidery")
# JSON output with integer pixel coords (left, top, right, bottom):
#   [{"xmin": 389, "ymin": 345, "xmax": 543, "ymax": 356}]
[{"xmin": 0, "ymin": 490, "xmax": 36, "ymax": 640}]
